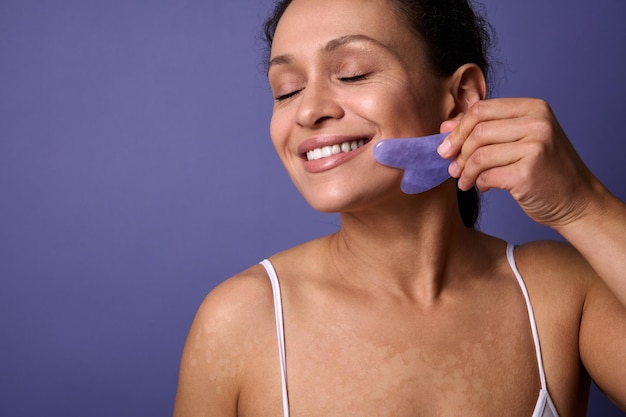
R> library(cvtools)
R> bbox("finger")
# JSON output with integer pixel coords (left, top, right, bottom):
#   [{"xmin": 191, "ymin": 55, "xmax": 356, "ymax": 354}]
[
  {"xmin": 437, "ymin": 118, "xmax": 461, "ymax": 157},
  {"xmin": 437, "ymin": 114, "xmax": 474, "ymax": 159},
  {"xmin": 439, "ymin": 98, "xmax": 547, "ymax": 159},
  {"xmin": 472, "ymin": 164, "xmax": 522, "ymax": 193},
  {"xmin": 473, "ymin": 157, "xmax": 541, "ymax": 197},
  {"xmin": 439, "ymin": 111, "xmax": 463, "ymax": 134},
  {"xmin": 450, "ymin": 116, "xmax": 533, "ymax": 177},
  {"xmin": 461, "ymin": 98, "xmax": 547, "ymax": 124},
  {"xmin": 456, "ymin": 141, "xmax": 525, "ymax": 191}
]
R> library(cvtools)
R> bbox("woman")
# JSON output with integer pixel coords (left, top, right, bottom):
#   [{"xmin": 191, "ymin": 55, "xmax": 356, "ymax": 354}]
[{"xmin": 174, "ymin": 0, "xmax": 626, "ymax": 415}]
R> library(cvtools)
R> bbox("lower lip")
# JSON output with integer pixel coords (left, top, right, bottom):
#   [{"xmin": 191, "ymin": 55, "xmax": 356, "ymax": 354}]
[{"xmin": 302, "ymin": 143, "xmax": 370, "ymax": 173}]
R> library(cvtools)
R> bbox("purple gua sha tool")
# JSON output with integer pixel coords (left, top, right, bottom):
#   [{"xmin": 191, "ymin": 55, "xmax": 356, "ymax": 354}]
[{"xmin": 373, "ymin": 132, "xmax": 451, "ymax": 194}]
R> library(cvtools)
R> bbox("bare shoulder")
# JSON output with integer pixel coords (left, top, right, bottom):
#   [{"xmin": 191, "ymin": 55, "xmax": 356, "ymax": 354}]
[
  {"xmin": 173, "ymin": 264, "xmax": 276, "ymax": 417},
  {"xmin": 509, "ymin": 241, "xmax": 596, "ymax": 412},
  {"xmin": 514, "ymin": 242, "xmax": 626, "ymax": 408},
  {"xmin": 174, "ymin": 238, "xmax": 328, "ymax": 417},
  {"xmin": 516, "ymin": 239, "xmax": 586, "ymax": 266},
  {"xmin": 513, "ymin": 239, "xmax": 596, "ymax": 291},
  {"xmin": 195, "ymin": 263, "xmax": 276, "ymax": 328},
  {"xmin": 196, "ymin": 234, "xmax": 328, "ymax": 325},
  {"xmin": 183, "ymin": 264, "xmax": 277, "ymax": 367},
  {"xmin": 509, "ymin": 241, "xmax": 589, "ymax": 344}
]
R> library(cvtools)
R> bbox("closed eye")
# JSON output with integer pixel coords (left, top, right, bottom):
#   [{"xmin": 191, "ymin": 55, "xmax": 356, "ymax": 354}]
[
  {"xmin": 274, "ymin": 73, "xmax": 369, "ymax": 101},
  {"xmin": 275, "ymin": 89, "xmax": 302, "ymax": 101},
  {"xmin": 339, "ymin": 73, "xmax": 369, "ymax": 82}
]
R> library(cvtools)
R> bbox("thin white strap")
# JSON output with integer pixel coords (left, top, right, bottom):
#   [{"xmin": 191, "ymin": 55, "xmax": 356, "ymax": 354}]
[
  {"xmin": 260, "ymin": 259, "xmax": 290, "ymax": 417},
  {"xmin": 505, "ymin": 244, "xmax": 548, "ymax": 391},
  {"xmin": 533, "ymin": 389, "xmax": 560, "ymax": 417}
]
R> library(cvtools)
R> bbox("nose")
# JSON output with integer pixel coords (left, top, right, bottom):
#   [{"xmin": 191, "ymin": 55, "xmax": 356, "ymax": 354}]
[{"xmin": 295, "ymin": 80, "xmax": 344, "ymax": 128}]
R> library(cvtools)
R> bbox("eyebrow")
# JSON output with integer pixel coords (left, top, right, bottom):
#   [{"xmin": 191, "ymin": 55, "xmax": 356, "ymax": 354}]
[
  {"xmin": 268, "ymin": 34, "xmax": 388, "ymax": 70},
  {"xmin": 325, "ymin": 34, "xmax": 387, "ymax": 52}
]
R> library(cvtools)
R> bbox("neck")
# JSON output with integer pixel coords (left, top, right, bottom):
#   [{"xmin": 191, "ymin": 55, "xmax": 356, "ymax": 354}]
[{"xmin": 327, "ymin": 186, "xmax": 477, "ymax": 303}]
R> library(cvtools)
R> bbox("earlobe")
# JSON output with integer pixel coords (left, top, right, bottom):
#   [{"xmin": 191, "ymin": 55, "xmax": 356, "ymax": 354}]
[{"xmin": 445, "ymin": 64, "xmax": 487, "ymax": 119}]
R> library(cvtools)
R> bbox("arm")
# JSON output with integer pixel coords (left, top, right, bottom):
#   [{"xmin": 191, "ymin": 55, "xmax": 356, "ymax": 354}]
[
  {"xmin": 438, "ymin": 98, "xmax": 626, "ymax": 407},
  {"xmin": 173, "ymin": 285, "xmax": 241, "ymax": 417},
  {"xmin": 554, "ymin": 184, "xmax": 626, "ymax": 307},
  {"xmin": 578, "ymin": 257, "xmax": 626, "ymax": 409},
  {"xmin": 439, "ymin": 98, "xmax": 626, "ymax": 306},
  {"xmin": 173, "ymin": 266, "xmax": 278, "ymax": 417}
]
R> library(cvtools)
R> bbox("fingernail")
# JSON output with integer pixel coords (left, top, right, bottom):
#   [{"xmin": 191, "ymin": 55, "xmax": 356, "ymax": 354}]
[
  {"xmin": 448, "ymin": 160, "xmax": 458, "ymax": 177},
  {"xmin": 437, "ymin": 139, "xmax": 451, "ymax": 157}
]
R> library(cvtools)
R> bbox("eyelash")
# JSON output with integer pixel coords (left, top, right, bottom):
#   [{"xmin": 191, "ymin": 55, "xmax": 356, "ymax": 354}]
[
  {"xmin": 339, "ymin": 73, "xmax": 369, "ymax": 82},
  {"xmin": 275, "ymin": 90, "xmax": 301, "ymax": 102},
  {"xmin": 273, "ymin": 73, "xmax": 370, "ymax": 102}
]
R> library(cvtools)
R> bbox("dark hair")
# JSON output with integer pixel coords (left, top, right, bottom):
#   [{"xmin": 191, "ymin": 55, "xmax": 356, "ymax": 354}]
[{"xmin": 262, "ymin": 0, "xmax": 496, "ymax": 229}]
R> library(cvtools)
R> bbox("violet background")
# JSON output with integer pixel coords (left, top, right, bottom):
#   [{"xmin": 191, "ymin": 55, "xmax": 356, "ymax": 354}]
[{"xmin": 1, "ymin": 0, "xmax": 624, "ymax": 415}]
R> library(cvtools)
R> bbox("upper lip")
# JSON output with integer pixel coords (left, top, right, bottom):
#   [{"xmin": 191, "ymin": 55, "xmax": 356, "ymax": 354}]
[{"xmin": 296, "ymin": 134, "xmax": 373, "ymax": 157}]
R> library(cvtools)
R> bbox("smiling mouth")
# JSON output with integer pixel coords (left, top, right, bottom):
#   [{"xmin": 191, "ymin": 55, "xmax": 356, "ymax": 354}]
[{"xmin": 305, "ymin": 139, "xmax": 371, "ymax": 161}]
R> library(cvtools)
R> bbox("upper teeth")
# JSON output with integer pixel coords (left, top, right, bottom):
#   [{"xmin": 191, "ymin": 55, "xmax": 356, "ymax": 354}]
[{"xmin": 306, "ymin": 139, "xmax": 367, "ymax": 161}]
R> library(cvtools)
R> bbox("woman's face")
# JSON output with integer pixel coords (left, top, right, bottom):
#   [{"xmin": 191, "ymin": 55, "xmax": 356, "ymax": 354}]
[{"xmin": 268, "ymin": 0, "xmax": 451, "ymax": 213}]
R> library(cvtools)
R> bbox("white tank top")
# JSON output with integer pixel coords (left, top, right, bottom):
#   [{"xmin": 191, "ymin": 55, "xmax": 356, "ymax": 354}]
[{"xmin": 259, "ymin": 243, "xmax": 560, "ymax": 417}]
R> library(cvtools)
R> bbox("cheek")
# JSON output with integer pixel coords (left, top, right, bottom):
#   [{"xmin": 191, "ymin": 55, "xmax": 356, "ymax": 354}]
[
  {"xmin": 349, "ymin": 86, "xmax": 438, "ymax": 138},
  {"xmin": 269, "ymin": 116, "xmax": 279, "ymax": 147},
  {"xmin": 269, "ymin": 109, "xmax": 289, "ymax": 151},
  {"xmin": 387, "ymin": 80, "xmax": 445, "ymax": 134}
]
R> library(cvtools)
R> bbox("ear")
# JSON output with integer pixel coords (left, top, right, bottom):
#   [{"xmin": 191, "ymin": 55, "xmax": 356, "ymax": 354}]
[{"xmin": 443, "ymin": 63, "xmax": 487, "ymax": 119}]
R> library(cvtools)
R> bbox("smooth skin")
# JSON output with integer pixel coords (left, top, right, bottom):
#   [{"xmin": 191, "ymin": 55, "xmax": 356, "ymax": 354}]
[{"xmin": 174, "ymin": 0, "xmax": 626, "ymax": 416}]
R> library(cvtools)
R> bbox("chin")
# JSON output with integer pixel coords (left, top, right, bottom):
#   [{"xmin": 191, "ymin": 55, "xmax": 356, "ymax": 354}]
[
  {"xmin": 302, "ymin": 193, "xmax": 350, "ymax": 214},
  {"xmin": 300, "ymin": 183, "xmax": 401, "ymax": 214}
]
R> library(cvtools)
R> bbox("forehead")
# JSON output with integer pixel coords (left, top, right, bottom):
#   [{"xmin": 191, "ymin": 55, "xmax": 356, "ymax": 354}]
[{"xmin": 271, "ymin": 0, "xmax": 420, "ymax": 59}]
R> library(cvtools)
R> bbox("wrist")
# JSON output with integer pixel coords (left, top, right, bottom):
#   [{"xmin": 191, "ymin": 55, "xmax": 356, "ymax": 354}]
[{"xmin": 554, "ymin": 178, "xmax": 621, "ymax": 240}]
